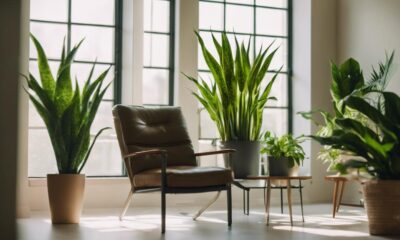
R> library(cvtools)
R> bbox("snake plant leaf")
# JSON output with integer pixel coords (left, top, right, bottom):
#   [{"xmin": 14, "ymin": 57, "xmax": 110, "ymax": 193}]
[
  {"xmin": 30, "ymin": 34, "xmax": 56, "ymax": 99},
  {"xmin": 28, "ymin": 35, "xmax": 110, "ymax": 174},
  {"xmin": 55, "ymin": 40, "xmax": 84, "ymax": 117},
  {"xmin": 82, "ymin": 60, "xmax": 97, "ymax": 95},
  {"xmin": 186, "ymin": 31, "xmax": 280, "ymax": 141},
  {"xmin": 212, "ymin": 34, "xmax": 222, "ymax": 61},
  {"xmin": 77, "ymin": 127, "xmax": 111, "ymax": 173}
]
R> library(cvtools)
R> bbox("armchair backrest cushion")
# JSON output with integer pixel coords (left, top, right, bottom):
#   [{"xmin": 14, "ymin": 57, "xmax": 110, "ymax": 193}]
[{"xmin": 113, "ymin": 105, "xmax": 197, "ymax": 174}]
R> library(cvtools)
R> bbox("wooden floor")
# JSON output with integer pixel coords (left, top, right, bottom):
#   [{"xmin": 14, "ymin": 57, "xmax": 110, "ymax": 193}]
[{"xmin": 17, "ymin": 204, "xmax": 398, "ymax": 240}]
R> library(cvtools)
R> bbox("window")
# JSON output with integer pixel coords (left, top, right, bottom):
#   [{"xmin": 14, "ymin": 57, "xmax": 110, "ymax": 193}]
[
  {"xmin": 198, "ymin": 0, "xmax": 292, "ymax": 139},
  {"xmin": 28, "ymin": 0, "xmax": 123, "ymax": 177},
  {"xmin": 143, "ymin": 0, "xmax": 175, "ymax": 106}
]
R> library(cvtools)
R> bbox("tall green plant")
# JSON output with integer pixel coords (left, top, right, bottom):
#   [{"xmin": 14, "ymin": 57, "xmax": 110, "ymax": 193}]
[
  {"xmin": 311, "ymin": 92, "xmax": 400, "ymax": 179},
  {"xmin": 25, "ymin": 35, "xmax": 110, "ymax": 174},
  {"xmin": 301, "ymin": 52, "xmax": 394, "ymax": 172},
  {"xmin": 185, "ymin": 32, "xmax": 281, "ymax": 141}
]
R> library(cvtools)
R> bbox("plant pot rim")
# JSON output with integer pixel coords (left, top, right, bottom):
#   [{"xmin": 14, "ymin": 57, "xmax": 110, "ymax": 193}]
[
  {"xmin": 47, "ymin": 173, "xmax": 85, "ymax": 177},
  {"xmin": 363, "ymin": 179, "xmax": 400, "ymax": 184},
  {"xmin": 219, "ymin": 140, "xmax": 261, "ymax": 144}
]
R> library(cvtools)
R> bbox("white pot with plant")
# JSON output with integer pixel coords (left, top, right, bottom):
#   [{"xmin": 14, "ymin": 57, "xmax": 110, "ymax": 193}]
[{"xmin": 26, "ymin": 35, "xmax": 110, "ymax": 223}]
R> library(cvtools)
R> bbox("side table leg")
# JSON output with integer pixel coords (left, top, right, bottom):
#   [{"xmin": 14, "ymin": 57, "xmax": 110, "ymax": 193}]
[
  {"xmin": 246, "ymin": 189, "xmax": 250, "ymax": 215},
  {"xmin": 287, "ymin": 179, "xmax": 293, "ymax": 226},
  {"xmin": 280, "ymin": 188, "xmax": 284, "ymax": 214},
  {"xmin": 336, "ymin": 180, "xmax": 345, "ymax": 213},
  {"xmin": 243, "ymin": 189, "xmax": 246, "ymax": 215},
  {"xmin": 332, "ymin": 180, "xmax": 339, "ymax": 218},
  {"xmin": 265, "ymin": 179, "xmax": 271, "ymax": 225},
  {"xmin": 299, "ymin": 180, "xmax": 304, "ymax": 222}
]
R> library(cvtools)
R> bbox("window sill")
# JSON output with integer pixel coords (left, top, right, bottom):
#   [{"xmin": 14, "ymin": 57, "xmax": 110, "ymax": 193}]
[{"xmin": 28, "ymin": 177, "xmax": 130, "ymax": 187}]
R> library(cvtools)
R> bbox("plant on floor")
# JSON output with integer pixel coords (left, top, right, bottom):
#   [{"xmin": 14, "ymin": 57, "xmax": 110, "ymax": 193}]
[
  {"xmin": 261, "ymin": 132, "xmax": 305, "ymax": 168},
  {"xmin": 311, "ymin": 91, "xmax": 400, "ymax": 179},
  {"xmin": 185, "ymin": 32, "xmax": 281, "ymax": 142},
  {"xmin": 25, "ymin": 35, "xmax": 111, "ymax": 174},
  {"xmin": 301, "ymin": 52, "xmax": 394, "ymax": 173}
]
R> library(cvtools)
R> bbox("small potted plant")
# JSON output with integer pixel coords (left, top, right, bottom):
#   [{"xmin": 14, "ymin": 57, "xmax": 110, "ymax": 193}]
[
  {"xmin": 25, "ymin": 35, "xmax": 110, "ymax": 223},
  {"xmin": 261, "ymin": 131, "xmax": 305, "ymax": 176}
]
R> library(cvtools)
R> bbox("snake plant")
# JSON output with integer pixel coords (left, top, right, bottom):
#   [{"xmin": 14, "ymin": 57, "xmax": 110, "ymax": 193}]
[
  {"xmin": 25, "ymin": 34, "xmax": 110, "ymax": 174},
  {"xmin": 185, "ymin": 32, "xmax": 281, "ymax": 142}
]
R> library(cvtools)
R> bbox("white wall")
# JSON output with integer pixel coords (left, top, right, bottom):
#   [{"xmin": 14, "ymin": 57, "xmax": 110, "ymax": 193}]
[
  {"xmin": 292, "ymin": 0, "xmax": 337, "ymax": 203},
  {"xmin": 16, "ymin": 0, "xmax": 31, "ymax": 219},
  {"xmin": 336, "ymin": 0, "xmax": 400, "ymax": 204}
]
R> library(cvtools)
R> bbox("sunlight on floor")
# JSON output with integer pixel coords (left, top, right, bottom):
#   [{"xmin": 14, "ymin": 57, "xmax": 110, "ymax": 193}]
[
  {"xmin": 28, "ymin": 207, "xmax": 371, "ymax": 239},
  {"xmin": 59, "ymin": 213, "xmax": 228, "ymax": 233},
  {"xmin": 274, "ymin": 226, "xmax": 369, "ymax": 237}
]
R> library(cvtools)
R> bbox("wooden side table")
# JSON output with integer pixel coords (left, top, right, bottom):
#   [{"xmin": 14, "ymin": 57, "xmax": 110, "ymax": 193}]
[
  {"xmin": 247, "ymin": 175, "xmax": 312, "ymax": 226},
  {"xmin": 325, "ymin": 175, "xmax": 348, "ymax": 218},
  {"xmin": 233, "ymin": 179, "xmax": 305, "ymax": 216}
]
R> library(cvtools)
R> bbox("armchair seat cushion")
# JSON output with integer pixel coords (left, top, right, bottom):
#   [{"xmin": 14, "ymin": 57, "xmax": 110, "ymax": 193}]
[{"xmin": 133, "ymin": 166, "xmax": 233, "ymax": 188}]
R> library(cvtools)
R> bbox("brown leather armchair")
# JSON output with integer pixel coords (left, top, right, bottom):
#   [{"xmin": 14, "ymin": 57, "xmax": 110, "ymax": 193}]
[{"xmin": 112, "ymin": 105, "xmax": 235, "ymax": 233}]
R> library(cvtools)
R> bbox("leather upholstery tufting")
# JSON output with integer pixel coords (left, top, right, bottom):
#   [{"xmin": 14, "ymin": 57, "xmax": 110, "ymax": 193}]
[{"xmin": 113, "ymin": 105, "xmax": 197, "ymax": 174}]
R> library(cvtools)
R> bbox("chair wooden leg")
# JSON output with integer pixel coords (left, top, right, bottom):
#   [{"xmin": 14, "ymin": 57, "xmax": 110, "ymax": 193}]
[
  {"xmin": 336, "ymin": 180, "xmax": 345, "ymax": 213},
  {"xmin": 227, "ymin": 185, "xmax": 232, "ymax": 227},
  {"xmin": 332, "ymin": 180, "xmax": 339, "ymax": 218},
  {"xmin": 287, "ymin": 180, "xmax": 293, "ymax": 226},
  {"xmin": 119, "ymin": 190, "xmax": 133, "ymax": 221},
  {"xmin": 193, "ymin": 191, "xmax": 221, "ymax": 220},
  {"xmin": 161, "ymin": 191, "xmax": 166, "ymax": 234}
]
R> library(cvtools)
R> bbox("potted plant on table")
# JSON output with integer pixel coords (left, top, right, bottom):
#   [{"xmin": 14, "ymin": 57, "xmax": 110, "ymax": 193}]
[
  {"xmin": 26, "ymin": 35, "xmax": 110, "ymax": 223},
  {"xmin": 308, "ymin": 53, "xmax": 400, "ymax": 235},
  {"xmin": 185, "ymin": 32, "xmax": 281, "ymax": 179},
  {"xmin": 261, "ymin": 131, "xmax": 305, "ymax": 176}
]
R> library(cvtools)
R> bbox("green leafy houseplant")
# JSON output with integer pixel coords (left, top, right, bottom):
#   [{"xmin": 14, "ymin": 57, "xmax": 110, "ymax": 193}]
[
  {"xmin": 185, "ymin": 32, "xmax": 280, "ymax": 141},
  {"xmin": 26, "ymin": 35, "xmax": 110, "ymax": 174},
  {"xmin": 311, "ymin": 92, "xmax": 400, "ymax": 179},
  {"xmin": 301, "ymin": 52, "xmax": 394, "ymax": 173},
  {"xmin": 308, "ymin": 54, "xmax": 400, "ymax": 235},
  {"xmin": 261, "ymin": 132, "xmax": 305, "ymax": 168}
]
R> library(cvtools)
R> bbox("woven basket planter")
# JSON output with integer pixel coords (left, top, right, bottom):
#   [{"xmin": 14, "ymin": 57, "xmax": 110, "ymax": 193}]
[{"xmin": 363, "ymin": 180, "xmax": 400, "ymax": 235}]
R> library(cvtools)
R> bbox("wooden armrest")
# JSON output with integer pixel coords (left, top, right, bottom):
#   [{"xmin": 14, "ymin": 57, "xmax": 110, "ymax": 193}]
[
  {"xmin": 194, "ymin": 149, "xmax": 236, "ymax": 157},
  {"xmin": 123, "ymin": 149, "xmax": 168, "ymax": 188},
  {"xmin": 123, "ymin": 149, "xmax": 167, "ymax": 159},
  {"xmin": 194, "ymin": 149, "xmax": 235, "ymax": 169}
]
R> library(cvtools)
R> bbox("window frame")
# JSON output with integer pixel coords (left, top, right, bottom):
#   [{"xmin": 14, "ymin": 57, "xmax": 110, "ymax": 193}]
[
  {"xmin": 142, "ymin": 0, "xmax": 176, "ymax": 106},
  {"xmin": 197, "ymin": 0, "xmax": 293, "ymax": 140},
  {"xmin": 28, "ymin": 0, "xmax": 124, "ymax": 178}
]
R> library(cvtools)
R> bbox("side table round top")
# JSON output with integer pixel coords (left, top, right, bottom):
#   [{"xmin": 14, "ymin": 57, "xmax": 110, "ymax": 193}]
[
  {"xmin": 325, "ymin": 175, "xmax": 349, "ymax": 181},
  {"xmin": 246, "ymin": 175, "xmax": 312, "ymax": 180}
]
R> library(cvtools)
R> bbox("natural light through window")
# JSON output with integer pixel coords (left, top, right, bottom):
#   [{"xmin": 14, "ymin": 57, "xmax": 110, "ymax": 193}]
[
  {"xmin": 28, "ymin": 0, "xmax": 123, "ymax": 177},
  {"xmin": 198, "ymin": 0, "xmax": 290, "ymax": 139}
]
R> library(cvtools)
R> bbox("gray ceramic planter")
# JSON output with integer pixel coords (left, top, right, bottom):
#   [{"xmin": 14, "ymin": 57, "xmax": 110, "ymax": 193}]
[{"xmin": 219, "ymin": 141, "xmax": 260, "ymax": 179}]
